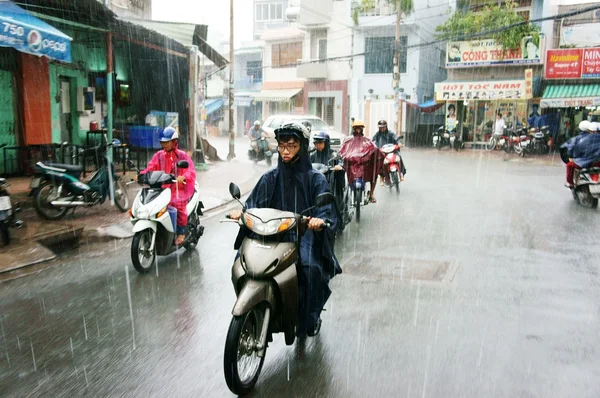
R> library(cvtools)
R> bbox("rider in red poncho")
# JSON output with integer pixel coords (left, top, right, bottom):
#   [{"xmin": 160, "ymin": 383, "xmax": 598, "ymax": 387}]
[
  {"xmin": 140, "ymin": 127, "xmax": 196, "ymax": 245},
  {"xmin": 339, "ymin": 119, "xmax": 384, "ymax": 203}
]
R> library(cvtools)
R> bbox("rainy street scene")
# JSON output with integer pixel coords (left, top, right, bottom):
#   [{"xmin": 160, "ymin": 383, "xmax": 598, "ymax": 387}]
[{"xmin": 1, "ymin": 0, "xmax": 600, "ymax": 397}]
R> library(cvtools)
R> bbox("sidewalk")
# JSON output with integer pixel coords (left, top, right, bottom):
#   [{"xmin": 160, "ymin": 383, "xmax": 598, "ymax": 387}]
[{"xmin": 0, "ymin": 158, "xmax": 266, "ymax": 274}]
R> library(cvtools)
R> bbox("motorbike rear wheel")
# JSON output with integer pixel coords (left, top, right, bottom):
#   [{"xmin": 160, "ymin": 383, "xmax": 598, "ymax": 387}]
[
  {"xmin": 575, "ymin": 186, "xmax": 599, "ymax": 209},
  {"xmin": 184, "ymin": 212, "xmax": 201, "ymax": 251},
  {"xmin": 34, "ymin": 181, "xmax": 68, "ymax": 220},
  {"xmin": 224, "ymin": 307, "xmax": 266, "ymax": 396},
  {"xmin": 131, "ymin": 229, "xmax": 156, "ymax": 273}
]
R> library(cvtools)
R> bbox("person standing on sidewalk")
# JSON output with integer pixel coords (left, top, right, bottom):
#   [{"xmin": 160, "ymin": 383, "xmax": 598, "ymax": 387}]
[{"xmin": 139, "ymin": 127, "xmax": 196, "ymax": 245}]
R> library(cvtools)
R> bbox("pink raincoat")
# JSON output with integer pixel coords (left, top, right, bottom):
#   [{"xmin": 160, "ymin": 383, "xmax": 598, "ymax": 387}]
[
  {"xmin": 339, "ymin": 135, "xmax": 384, "ymax": 185},
  {"xmin": 142, "ymin": 145, "xmax": 196, "ymax": 228}
]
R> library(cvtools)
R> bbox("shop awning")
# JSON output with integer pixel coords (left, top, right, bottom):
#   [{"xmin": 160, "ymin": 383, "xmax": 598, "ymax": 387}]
[
  {"xmin": 541, "ymin": 84, "xmax": 600, "ymax": 108},
  {"xmin": 0, "ymin": 1, "xmax": 72, "ymax": 62},
  {"xmin": 203, "ymin": 99, "xmax": 224, "ymax": 115},
  {"xmin": 251, "ymin": 88, "xmax": 302, "ymax": 102},
  {"xmin": 407, "ymin": 99, "xmax": 444, "ymax": 113}
]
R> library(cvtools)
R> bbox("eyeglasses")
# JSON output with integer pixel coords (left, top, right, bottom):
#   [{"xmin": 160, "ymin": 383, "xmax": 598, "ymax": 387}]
[{"xmin": 278, "ymin": 143, "xmax": 300, "ymax": 152}]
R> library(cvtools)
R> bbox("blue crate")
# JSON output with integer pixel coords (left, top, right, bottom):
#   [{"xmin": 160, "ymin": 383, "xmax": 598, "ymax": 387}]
[{"xmin": 129, "ymin": 126, "xmax": 163, "ymax": 149}]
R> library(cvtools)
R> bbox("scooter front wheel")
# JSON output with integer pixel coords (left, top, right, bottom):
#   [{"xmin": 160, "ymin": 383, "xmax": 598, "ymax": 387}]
[
  {"xmin": 224, "ymin": 307, "xmax": 266, "ymax": 396},
  {"xmin": 131, "ymin": 229, "xmax": 156, "ymax": 273},
  {"xmin": 34, "ymin": 181, "xmax": 68, "ymax": 220}
]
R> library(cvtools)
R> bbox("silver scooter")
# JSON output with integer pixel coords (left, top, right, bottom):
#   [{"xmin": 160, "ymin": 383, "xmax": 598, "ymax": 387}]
[{"xmin": 221, "ymin": 182, "xmax": 333, "ymax": 396}]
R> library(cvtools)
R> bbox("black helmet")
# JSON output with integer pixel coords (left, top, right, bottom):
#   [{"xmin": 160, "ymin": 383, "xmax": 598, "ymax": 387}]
[
  {"xmin": 377, "ymin": 120, "xmax": 387, "ymax": 128},
  {"xmin": 313, "ymin": 131, "xmax": 330, "ymax": 143},
  {"xmin": 275, "ymin": 122, "xmax": 310, "ymax": 147}
]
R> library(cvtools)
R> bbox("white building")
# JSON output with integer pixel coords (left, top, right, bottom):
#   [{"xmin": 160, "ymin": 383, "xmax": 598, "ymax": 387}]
[{"xmin": 251, "ymin": 0, "xmax": 452, "ymax": 135}]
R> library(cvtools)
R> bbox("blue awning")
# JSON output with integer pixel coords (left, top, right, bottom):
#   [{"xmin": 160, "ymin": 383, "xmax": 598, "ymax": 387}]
[
  {"xmin": 204, "ymin": 99, "xmax": 224, "ymax": 116},
  {"xmin": 0, "ymin": 1, "xmax": 72, "ymax": 62},
  {"xmin": 407, "ymin": 99, "xmax": 444, "ymax": 113}
]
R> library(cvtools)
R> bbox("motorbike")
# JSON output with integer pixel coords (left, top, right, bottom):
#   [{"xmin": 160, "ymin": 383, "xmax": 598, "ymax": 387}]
[
  {"xmin": 248, "ymin": 133, "xmax": 274, "ymax": 166},
  {"xmin": 221, "ymin": 182, "xmax": 334, "ymax": 396},
  {"xmin": 312, "ymin": 153, "xmax": 352, "ymax": 232},
  {"xmin": 380, "ymin": 143, "xmax": 403, "ymax": 194},
  {"xmin": 128, "ymin": 160, "xmax": 204, "ymax": 273},
  {"xmin": 0, "ymin": 145, "xmax": 24, "ymax": 246},
  {"xmin": 485, "ymin": 126, "xmax": 509, "ymax": 152},
  {"xmin": 524, "ymin": 126, "xmax": 551, "ymax": 155},
  {"xmin": 30, "ymin": 135, "xmax": 129, "ymax": 220},
  {"xmin": 501, "ymin": 127, "xmax": 525, "ymax": 155},
  {"xmin": 569, "ymin": 166, "xmax": 600, "ymax": 208},
  {"xmin": 433, "ymin": 126, "xmax": 463, "ymax": 151}
]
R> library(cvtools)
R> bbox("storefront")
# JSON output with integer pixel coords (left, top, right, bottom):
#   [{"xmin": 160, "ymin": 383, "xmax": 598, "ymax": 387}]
[
  {"xmin": 541, "ymin": 47, "xmax": 600, "ymax": 138},
  {"xmin": 434, "ymin": 80, "xmax": 531, "ymax": 142}
]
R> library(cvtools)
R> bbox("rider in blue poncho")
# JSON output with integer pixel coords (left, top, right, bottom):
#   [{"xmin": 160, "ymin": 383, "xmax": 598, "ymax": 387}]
[{"xmin": 230, "ymin": 122, "xmax": 342, "ymax": 337}]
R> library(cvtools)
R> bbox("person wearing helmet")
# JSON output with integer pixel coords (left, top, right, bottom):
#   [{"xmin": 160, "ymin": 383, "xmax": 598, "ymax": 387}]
[
  {"xmin": 139, "ymin": 127, "xmax": 196, "ymax": 245},
  {"xmin": 340, "ymin": 119, "xmax": 384, "ymax": 203},
  {"xmin": 248, "ymin": 120, "xmax": 266, "ymax": 153},
  {"xmin": 310, "ymin": 131, "xmax": 338, "ymax": 166},
  {"xmin": 372, "ymin": 120, "xmax": 407, "ymax": 185},
  {"xmin": 561, "ymin": 120, "xmax": 600, "ymax": 188},
  {"xmin": 301, "ymin": 120, "xmax": 312, "ymax": 133},
  {"xmin": 229, "ymin": 122, "xmax": 341, "ymax": 337}
]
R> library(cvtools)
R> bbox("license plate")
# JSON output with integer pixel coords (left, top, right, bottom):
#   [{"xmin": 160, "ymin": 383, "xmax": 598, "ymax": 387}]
[
  {"xmin": 30, "ymin": 178, "xmax": 41, "ymax": 189},
  {"xmin": 589, "ymin": 184, "xmax": 600, "ymax": 194},
  {"xmin": 0, "ymin": 196, "xmax": 11, "ymax": 211}
]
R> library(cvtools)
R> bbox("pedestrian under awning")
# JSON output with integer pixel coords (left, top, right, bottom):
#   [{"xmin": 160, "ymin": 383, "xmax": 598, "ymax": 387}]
[
  {"xmin": 0, "ymin": 0, "xmax": 72, "ymax": 62},
  {"xmin": 541, "ymin": 84, "xmax": 600, "ymax": 108},
  {"xmin": 251, "ymin": 88, "xmax": 303, "ymax": 102}
]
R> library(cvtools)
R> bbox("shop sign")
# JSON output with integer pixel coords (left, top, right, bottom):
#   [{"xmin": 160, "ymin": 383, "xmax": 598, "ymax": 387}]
[
  {"xmin": 545, "ymin": 47, "xmax": 600, "ymax": 79},
  {"xmin": 446, "ymin": 36, "xmax": 544, "ymax": 68},
  {"xmin": 434, "ymin": 80, "xmax": 526, "ymax": 102},
  {"xmin": 541, "ymin": 97, "xmax": 600, "ymax": 109},
  {"xmin": 234, "ymin": 97, "xmax": 252, "ymax": 107},
  {"xmin": 582, "ymin": 48, "xmax": 600, "ymax": 78},
  {"xmin": 524, "ymin": 69, "xmax": 533, "ymax": 99}
]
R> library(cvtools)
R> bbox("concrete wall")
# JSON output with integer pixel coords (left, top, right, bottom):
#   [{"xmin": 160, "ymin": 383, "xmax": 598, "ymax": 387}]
[{"xmin": 263, "ymin": 40, "xmax": 306, "ymax": 82}]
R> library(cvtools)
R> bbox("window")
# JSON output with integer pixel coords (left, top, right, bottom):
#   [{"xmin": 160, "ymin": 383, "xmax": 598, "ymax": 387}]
[
  {"xmin": 318, "ymin": 39, "xmax": 327, "ymax": 62},
  {"xmin": 256, "ymin": 2, "xmax": 283, "ymax": 21},
  {"xmin": 272, "ymin": 42, "xmax": 302, "ymax": 68},
  {"xmin": 246, "ymin": 60, "xmax": 263, "ymax": 82},
  {"xmin": 364, "ymin": 36, "xmax": 407, "ymax": 74}
]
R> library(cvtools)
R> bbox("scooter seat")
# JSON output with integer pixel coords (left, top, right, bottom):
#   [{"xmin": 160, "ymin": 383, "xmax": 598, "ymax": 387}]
[{"xmin": 41, "ymin": 162, "xmax": 84, "ymax": 173}]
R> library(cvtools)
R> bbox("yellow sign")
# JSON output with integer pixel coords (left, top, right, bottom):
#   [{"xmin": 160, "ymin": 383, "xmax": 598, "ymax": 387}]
[
  {"xmin": 201, "ymin": 108, "xmax": 207, "ymax": 121},
  {"xmin": 524, "ymin": 68, "xmax": 533, "ymax": 99}
]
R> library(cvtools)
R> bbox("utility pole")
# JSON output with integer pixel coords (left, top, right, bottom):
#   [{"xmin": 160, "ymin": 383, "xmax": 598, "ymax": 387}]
[
  {"xmin": 227, "ymin": 0, "xmax": 236, "ymax": 160},
  {"xmin": 393, "ymin": 6, "xmax": 402, "ymax": 137}
]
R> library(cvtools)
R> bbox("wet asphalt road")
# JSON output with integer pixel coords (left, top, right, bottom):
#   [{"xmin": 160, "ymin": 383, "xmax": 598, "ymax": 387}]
[{"xmin": 2, "ymin": 149, "xmax": 600, "ymax": 397}]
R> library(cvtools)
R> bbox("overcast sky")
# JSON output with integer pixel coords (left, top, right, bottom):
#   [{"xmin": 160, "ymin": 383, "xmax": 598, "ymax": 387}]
[{"xmin": 152, "ymin": 0, "xmax": 253, "ymax": 47}]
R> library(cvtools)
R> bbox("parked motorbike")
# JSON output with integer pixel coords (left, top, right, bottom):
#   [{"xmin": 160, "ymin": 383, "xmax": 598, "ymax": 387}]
[
  {"xmin": 221, "ymin": 182, "xmax": 334, "ymax": 396},
  {"xmin": 248, "ymin": 134, "xmax": 273, "ymax": 166},
  {"xmin": 501, "ymin": 127, "xmax": 524, "ymax": 155},
  {"xmin": 380, "ymin": 143, "xmax": 402, "ymax": 194},
  {"xmin": 30, "ymin": 135, "xmax": 129, "ymax": 220},
  {"xmin": 312, "ymin": 154, "xmax": 352, "ymax": 231},
  {"xmin": 433, "ymin": 126, "xmax": 463, "ymax": 151},
  {"xmin": 524, "ymin": 126, "xmax": 550, "ymax": 155},
  {"xmin": 0, "ymin": 144, "xmax": 24, "ymax": 246},
  {"xmin": 128, "ymin": 160, "xmax": 204, "ymax": 273},
  {"xmin": 486, "ymin": 126, "xmax": 509, "ymax": 152}
]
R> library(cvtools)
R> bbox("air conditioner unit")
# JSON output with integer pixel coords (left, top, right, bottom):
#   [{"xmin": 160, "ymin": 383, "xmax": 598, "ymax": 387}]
[{"xmin": 286, "ymin": 6, "xmax": 300, "ymax": 22}]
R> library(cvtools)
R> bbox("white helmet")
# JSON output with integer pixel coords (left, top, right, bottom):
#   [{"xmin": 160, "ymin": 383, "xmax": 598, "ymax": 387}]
[
  {"xmin": 591, "ymin": 122, "xmax": 600, "ymax": 132},
  {"xmin": 579, "ymin": 120, "xmax": 591, "ymax": 132},
  {"xmin": 254, "ymin": 120, "xmax": 261, "ymax": 126}
]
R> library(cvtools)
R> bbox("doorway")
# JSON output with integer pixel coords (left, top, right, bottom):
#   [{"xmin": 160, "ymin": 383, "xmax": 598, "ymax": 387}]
[
  {"xmin": 315, "ymin": 97, "xmax": 334, "ymax": 126},
  {"xmin": 59, "ymin": 77, "xmax": 73, "ymax": 143}
]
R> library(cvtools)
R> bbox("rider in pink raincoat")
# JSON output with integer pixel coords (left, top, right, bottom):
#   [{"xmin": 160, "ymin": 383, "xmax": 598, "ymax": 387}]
[{"xmin": 141, "ymin": 127, "xmax": 196, "ymax": 245}]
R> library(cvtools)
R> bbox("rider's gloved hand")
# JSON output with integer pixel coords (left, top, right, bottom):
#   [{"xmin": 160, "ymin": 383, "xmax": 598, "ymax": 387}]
[{"xmin": 177, "ymin": 176, "xmax": 186, "ymax": 185}]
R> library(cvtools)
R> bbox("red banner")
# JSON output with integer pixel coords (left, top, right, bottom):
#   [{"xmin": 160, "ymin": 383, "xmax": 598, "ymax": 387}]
[{"xmin": 545, "ymin": 49, "xmax": 583, "ymax": 79}]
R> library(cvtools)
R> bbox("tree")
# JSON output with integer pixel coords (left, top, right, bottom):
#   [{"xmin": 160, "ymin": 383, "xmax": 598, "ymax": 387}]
[{"xmin": 435, "ymin": 0, "xmax": 540, "ymax": 50}]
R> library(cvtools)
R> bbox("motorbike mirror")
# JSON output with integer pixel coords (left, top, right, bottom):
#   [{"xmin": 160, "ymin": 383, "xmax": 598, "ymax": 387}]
[
  {"xmin": 315, "ymin": 192, "xmax": 334, "ymax": 208},
  {"xmin": 176, "ymin": 160, "xmax": 189, "ymax": 169},
  {"xmin": 229, "ymin": 182, "xmax": 242, "ymax": 200}
]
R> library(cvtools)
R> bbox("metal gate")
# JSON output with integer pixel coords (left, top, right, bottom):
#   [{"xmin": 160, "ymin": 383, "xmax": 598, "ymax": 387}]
[{"xmin": 0, "ymin": 69, "xmax": 16, "ymax": 174}]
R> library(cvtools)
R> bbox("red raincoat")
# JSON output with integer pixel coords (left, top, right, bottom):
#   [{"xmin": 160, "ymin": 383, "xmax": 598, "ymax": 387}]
[
  {"xmin": 142, "ymin": 144, "xmax": 196, "ymax": 228},
  {"xmin": 339, "ymin": 135, "xmax": 384, "ymax": 185}
]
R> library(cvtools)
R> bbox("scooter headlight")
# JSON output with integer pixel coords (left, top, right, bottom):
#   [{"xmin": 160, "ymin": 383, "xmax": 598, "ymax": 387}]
[{"xmin": 244, "ymin": 214, "xmax": 296, "ymax": 236}]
